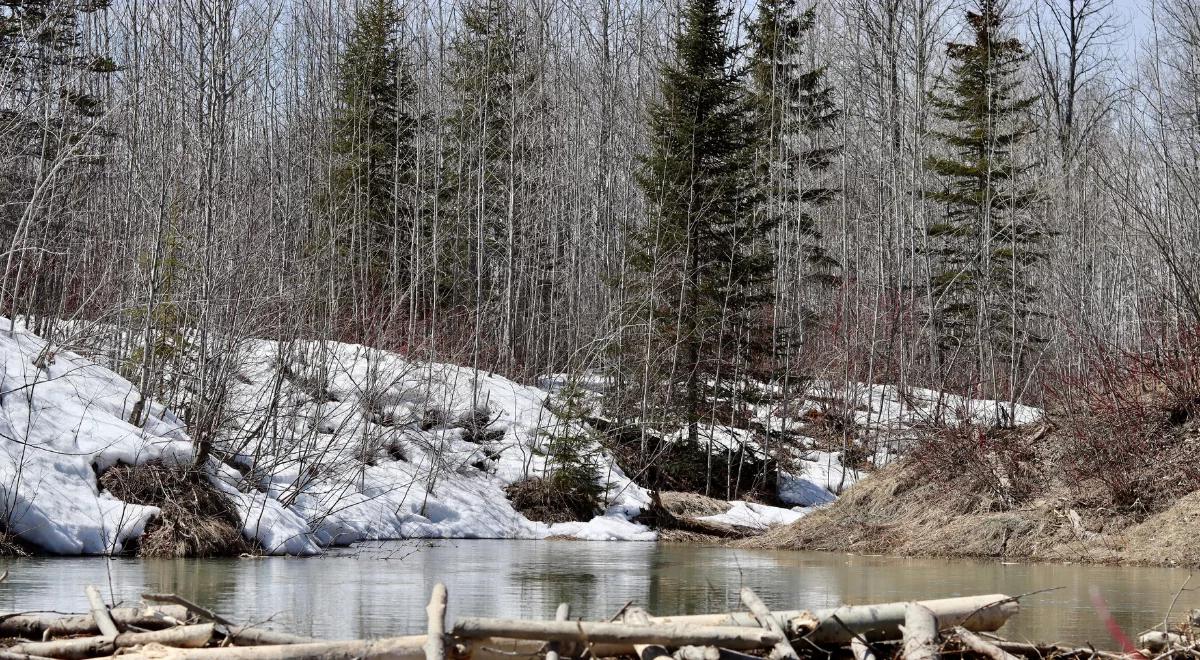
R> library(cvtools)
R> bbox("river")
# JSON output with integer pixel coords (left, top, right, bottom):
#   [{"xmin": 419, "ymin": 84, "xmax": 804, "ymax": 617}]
[{"xmin": 1, "ymin": 541, "xmax": 1194, "ymax": 648}]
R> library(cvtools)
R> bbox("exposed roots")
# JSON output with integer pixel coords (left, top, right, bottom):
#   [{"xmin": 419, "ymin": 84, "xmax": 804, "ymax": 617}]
[
  {"xmin": 0, "ymin": 531, "xmax": 33, "ymax": 557},
  {"xmin": 99, "ymin": 462, "xmax": 253, "ymax": 558}
]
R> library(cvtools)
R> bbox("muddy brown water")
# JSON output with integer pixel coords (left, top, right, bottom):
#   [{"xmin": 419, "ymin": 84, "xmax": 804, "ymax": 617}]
[{"xmin": 1, "ymin": 541, "xmax": 1195, "ymax": 648}]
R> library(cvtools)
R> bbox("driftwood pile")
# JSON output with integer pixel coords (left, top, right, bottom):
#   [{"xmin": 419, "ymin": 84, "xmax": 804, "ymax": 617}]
[{"xmin": 0, "ymin": 585, "xmax": 1194, "ymax": 660}]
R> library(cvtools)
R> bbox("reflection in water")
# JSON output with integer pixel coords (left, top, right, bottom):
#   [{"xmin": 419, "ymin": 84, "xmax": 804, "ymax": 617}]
[{"xmin": 0, "ymin": 541, "xmax": 1194, "ymax": 648}]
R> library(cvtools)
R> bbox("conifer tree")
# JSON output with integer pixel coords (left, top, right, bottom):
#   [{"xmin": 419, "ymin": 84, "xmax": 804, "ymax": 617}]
[
  {"xmin": 622, "ymin": 0, "xmax": 761, "ymax": 450},
  {"xmin": 330, "ymin": 0, "xmax": 416, "ymax": 322},
  {"xmin": 440, "ymin": 0, "xmax": 535, "ymax": 309},
  {"xmin": 747, "ymin": 0, "xmax": 839, "ymax": 378},
  {"xmin": 925, "ymin": 0, "xmax": 1043, "ymax": 383}
]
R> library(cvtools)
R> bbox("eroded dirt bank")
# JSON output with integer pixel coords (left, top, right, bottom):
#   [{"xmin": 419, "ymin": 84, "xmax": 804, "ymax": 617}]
[{"xmin": 744, "ymin": 454, "xmax": 1200, "ymax": 568}]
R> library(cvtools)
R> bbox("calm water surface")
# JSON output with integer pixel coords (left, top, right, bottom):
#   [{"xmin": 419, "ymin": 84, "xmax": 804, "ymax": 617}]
[{"xmin": 1, "ymin": 541, "xmax": 1194, "ymax": 648}]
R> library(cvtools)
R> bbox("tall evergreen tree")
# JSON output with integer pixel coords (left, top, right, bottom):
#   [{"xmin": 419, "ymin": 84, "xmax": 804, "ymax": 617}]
[
  {"xmin": 925, "ymin": 0, "xmax": 1042, "ymax": 385},
  {"xmin": 747, "ymin": 0, "xmax": 839, "ymax": 377},
  {"xmin": 622, "ymin": 0, "xmax": 761, "ymax": 451},
  {"xmin": 440, "ymin": 0, "xmax": 526, "ymax": 308},
  {"xmin": 330, "ymin": 0, "xmax": 416, "ymax": 324}
]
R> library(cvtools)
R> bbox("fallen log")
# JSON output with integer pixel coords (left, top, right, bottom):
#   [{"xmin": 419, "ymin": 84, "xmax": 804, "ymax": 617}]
[
  {"xmin": 93, "ymin": 635, "xmax": 427, "ymax": 660},
  {"xmin": 452, "ymin": 618, "xmax": 783, "ymax": 650},
  {"xmin": 225, "ymin": 627, "xmax": 319, "ymax": 647},
  {"xmin": 740, "ymin": 588, "xmax": 798, "ymax": 660},
  {"xmin": 1138, "ymin": 631, "xmax": 1183, "ymax": 654},
  {"xmin": 545, "ymin": 603, "xmax": 571, "ymax": 660},
  {"xmin": 0, "ymin": 651, "xmax": 59, "ymax": 660},
  {"xmin": 651, "ymin": 594, "xmax": 1018, "ymax": 645},
  {"xmin": 625, "ymin": 607, "xmax": 670, "ymax": 660},
  {"xmin": 954, "ymin": 628, "xmax": 1020, "ymax": 660},
  {"xmin": 143, "ymin": 592, "xmax": 316, "ymax": 646},
  {"xmin": 901, "ymin": 603, "xmax": 938, "ymax": 660},
  {"xmin": 84, "ymin": 587, "xmax": 119, "ymax": 639},
  {"xmin": 0, "ymin": 606, "xmax": 190, "ymax": 639},
  {"xmin": 673, "ymin": 646, "xmax": 720, "ymax": 660},
  {"xmin": 6, "ymin": 623, "xmax": 214, "ymax": 660},
  {"xmin": 851, "ymin": 637, "xmax": 876, "ymax": 660},
  {"xmin": 423, "ymin": 584, "xmax": 447, "ymax": 660}
]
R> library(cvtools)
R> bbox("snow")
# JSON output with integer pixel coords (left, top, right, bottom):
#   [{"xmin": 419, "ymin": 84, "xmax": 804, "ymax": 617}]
[
  {"xmin": 778, "ymin": 451, "xmax": 861, "ymax": 507},
  {"xmin": 0, "ymin": 322, "xmax": 656, "ymax": 555},
  {"xmin": 0, "ymin": 322, "xmax": 191, "ymax": 554},
  {"xmin": 1, "ymin": 318, "xmax": 1046, "ymax": 556},
  {"xmin": 699, "ymin": 500, "xmax": 808, "ymax": 531}
]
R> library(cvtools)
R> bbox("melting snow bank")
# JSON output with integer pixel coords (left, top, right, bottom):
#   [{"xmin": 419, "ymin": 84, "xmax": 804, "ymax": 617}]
[
  {"xmin": 1, "ymin": 320, "xmax": 1041, "ymax": 556},
  {"xmin": 0, "ymin": 321, "xmax": 666, "ymax": 554},
  {"xmin": 0, "ymin": 324, "xmax": 193, "ymax": 554}
]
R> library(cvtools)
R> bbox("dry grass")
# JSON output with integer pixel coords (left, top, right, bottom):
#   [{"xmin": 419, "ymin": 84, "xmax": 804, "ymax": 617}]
[
  {"xmin": 100, "ymin": 462, "xmax": 253, "ymax": 558},
  {"xmin": 1122, "ymin": 490, "xmax": 1200, "ymax": 567},
  {"xmin": 657, "ymin": 491, "xmax": 730, "ymax": 518},
  {"xmin": 745, "ymin": 452, "xmax": 1200, "ymax": 567}
]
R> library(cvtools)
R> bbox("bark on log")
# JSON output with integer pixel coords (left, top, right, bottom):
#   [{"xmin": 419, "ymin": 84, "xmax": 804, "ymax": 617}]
[
  {"xmin": 92, "ymin": 635, "xmax": 427, "ymax": 660},
  {"xmin": 225, "ymin": 627, "xmax": 319, "ymax": 647},
  {"xmin": 673, "ymin": 647, "xmax": 720, "ymax": 660},
  {"xmin": 739, "ymin": 587, "xmax": 798, "ymax": 660},
  {"xmin": 851, "ymin": 637, "xmax": 876, "ymax": 660},
  {"xmin": 650, "ymin": 594, "xmax": 1017, "ymax": 644},
  {"xmin": 452, "ymin": 618, "xmax": 783, "ymax": 649},
  {"xmin": 84, "ymin": 586, "xmax": 120, "ymax": 639},
  {"xmin": 423, "ymin": 584, "xmax": 447, "ymax": 660},
  {"xmin": 142, "ymin": 594, "xmax": 234, "ymax": 627},
  {"xmin": 625, "ymin": 607, "xmax": 670, "ymax": 660},
  {"xmin": 0, "ymin": 651, "xmax": 60, "ymax": 660},
  {"xmin": 1137, "ymin": 631, "xmax": 1183, "ymax": 654},
  {"xmin": 0, "ymin": 606, "xmax": 190, "ymax": 638},
  {"xmin": 901, "ymin": 603, "xmax": 938, "ymax": 660},
  {"xmin": 6, "ymin": 624, "xmax": 215, "ymax": 660},
  {"xmin": 954, "ymin": 628, "xmax": 1021, "ymax": 660},
  {"xmin": 545, "ymin": 603, "xmax": 571, "ymax": 660}
]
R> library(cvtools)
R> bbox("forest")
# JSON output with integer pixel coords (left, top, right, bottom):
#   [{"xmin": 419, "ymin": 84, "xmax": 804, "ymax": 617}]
[{"xmin": 3, "ymin": 0, "xmax": 1200, "ymax": 560}]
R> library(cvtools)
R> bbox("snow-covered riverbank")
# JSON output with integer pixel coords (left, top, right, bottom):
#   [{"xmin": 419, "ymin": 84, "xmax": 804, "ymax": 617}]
[
  {"xmin": 1, "ymin": 319, "xmax": 1038, "ymax": 556},
  {"xmin": 1, "ymin": 321, "xmax": 838, "ymax": 555}
]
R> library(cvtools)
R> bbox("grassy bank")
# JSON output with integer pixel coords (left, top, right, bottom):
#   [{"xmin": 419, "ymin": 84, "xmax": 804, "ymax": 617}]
[{"xmin": 745, "ymin": 441, "xmax": 1200, "ymax": 567}]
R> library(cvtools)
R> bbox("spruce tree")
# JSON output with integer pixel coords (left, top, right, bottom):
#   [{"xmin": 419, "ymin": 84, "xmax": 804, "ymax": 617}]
[
  {"xmin": 623, "ymin": 0, "xmax": 760, "ymax": 452},
  {"xmin": 330, "ymin": 0, "xmax": 416, "ymax": 317},
  {"xmin": 925, "ymin": 0, "xmax": 1042, "ymax": 380},
  {"xmin": 439, "ymin": 0, "xmax": 535, "ymax": 309},
  {"xmin": 747, "ymin": 0, "xmax": 839, "ymax": 378}
]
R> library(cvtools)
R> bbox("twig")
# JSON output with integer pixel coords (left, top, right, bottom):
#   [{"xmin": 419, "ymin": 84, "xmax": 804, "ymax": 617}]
[{"xmin": 1162, "ymin": 573, "xmax": 1193, "ymax": 633}]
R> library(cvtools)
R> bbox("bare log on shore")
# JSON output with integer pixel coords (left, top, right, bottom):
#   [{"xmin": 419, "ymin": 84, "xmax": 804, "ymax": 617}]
[
  {"xmin": 143, "ymin": 591, "xmax": 316, "ymax": 646},
  {"xmin": 954, "ymin": 628, "xmax": 1021, "ymax": 660},
  {"xmin": 901, "ymin": 603, "xmax": 938, "ymax": 660},
  {"xmin": 0, "ymin": 606, "xmax": 190, "ymax": 638},
  {"xmin": 739, "ymin": 587, "xmax": 798, "ymax": 660},
  {"xmin": 225, "ymin": 627, "xmax": 318, "ymax": 647},
  {"xmin": 452, "ymin": 618, "xmax": 784, "ymax": 650},
  {"xmin": 423, "ymin": 584, "xmax": 447, "ymax": 660},
  {"xmin": 625, "ymin": 607, "xmax": 670, "ymax": 660},
  {"xmin": 95, "ymin": 635, "xmax": 428, "ymax": 660},
  {"xmin": 6, "ymin": 624, "xmax": 215, "ymax": 660},
  {"xmin": 545, "ymin": 603, "xmax": 571, "ymax": 660},
  {"xmin": 850, "ymin": 636, "xmax": 876, "ymax": 660},
  {"xmin": 83, "ymin": 587, "xmax": 118, "ymax": 640},
  {"xmin": 651, "ymin": 594, "xmax": 1018, "ymax": 645}
]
